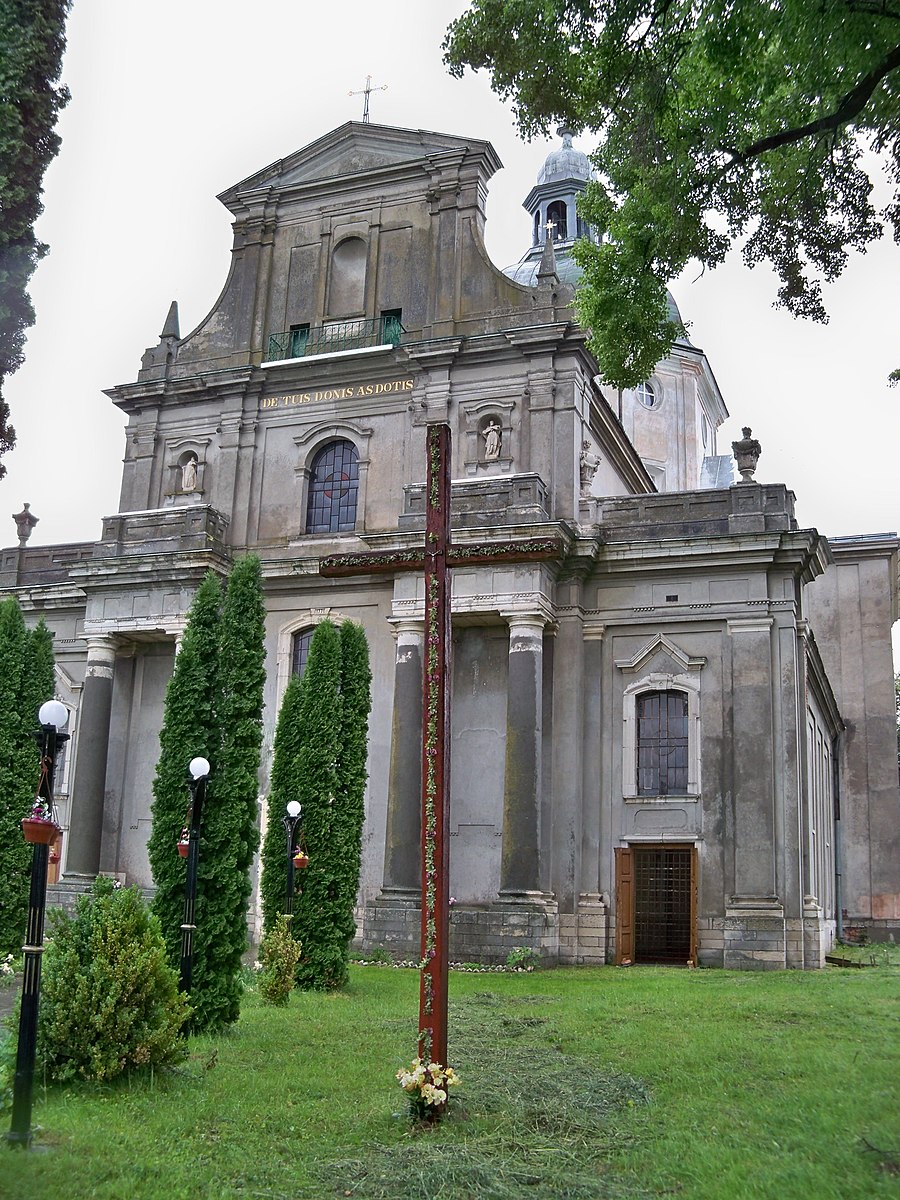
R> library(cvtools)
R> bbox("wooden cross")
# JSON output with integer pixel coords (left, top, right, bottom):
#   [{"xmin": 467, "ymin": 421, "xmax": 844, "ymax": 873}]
[
  {"xmin": 348, "ymin": 74, "xmax": 387, "ymax": 124},
  {"xmin": 320, "ymin": 424, "xmax": 561, "ymax": 1104}
]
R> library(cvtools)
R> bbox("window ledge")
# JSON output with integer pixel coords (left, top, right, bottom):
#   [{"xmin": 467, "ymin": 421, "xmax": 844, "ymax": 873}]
[
  {"xmin": 624, "ymin": 794, "xmax": 700, "ymax": 805},
  {"xmin": 260, "ymin": 344, "xmax": 394, "ymax": 368}
]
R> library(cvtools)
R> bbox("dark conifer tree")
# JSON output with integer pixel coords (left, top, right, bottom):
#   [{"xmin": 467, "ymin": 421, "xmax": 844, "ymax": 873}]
[
  {"xmin": 291, "ymin": 620, "xmax": 344, "ymax": 990},
  {"xmin": 259, "ymin": 672, "xmax": 305, "ymax": 938},
  {"xmin": 23, "ymin": 620, "xmax": 55, "ymax": 730},
  {"xmin": 281, "ymin": 619, "xmax": 371, "ymax": 991},
  {"xmin": 148, "ymin": 572, "xmax": 222, "ymax": 972},
  {"xmin": 191, "ymin": 555, "xmax": 266, "ymax": 1031},
  {"xmin": 0, "ymin": 603, "xmax": 55, "ymax": 955},
  {"xmin": 334, "ymin": 620, "xmax": 372, "ymax": 949}
]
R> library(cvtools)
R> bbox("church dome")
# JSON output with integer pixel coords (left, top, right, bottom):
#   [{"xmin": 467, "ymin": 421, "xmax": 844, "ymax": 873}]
[
  {"xmin": 503, "ymin": 247, "xmax": 583, "ymax": 287},
  {"xmin": 537, "ymin": 127, "xmax": 591, "ymax": 184}
]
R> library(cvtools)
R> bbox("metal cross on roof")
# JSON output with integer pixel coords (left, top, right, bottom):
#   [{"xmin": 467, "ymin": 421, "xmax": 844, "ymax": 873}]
[{"xmin": 349, "ymin": 74, "xmax": 387, "ymax": 123}]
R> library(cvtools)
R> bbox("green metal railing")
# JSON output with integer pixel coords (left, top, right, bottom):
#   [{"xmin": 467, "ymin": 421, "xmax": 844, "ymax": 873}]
[{"xmin": 265, "ymin": 315, "xmax": 404, "ymax": 362}]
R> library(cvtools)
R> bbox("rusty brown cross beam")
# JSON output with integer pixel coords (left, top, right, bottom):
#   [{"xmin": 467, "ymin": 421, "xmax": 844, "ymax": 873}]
[{"xmin": 320, "ymin": 423, "xmax": 560, "ymax": 1101}]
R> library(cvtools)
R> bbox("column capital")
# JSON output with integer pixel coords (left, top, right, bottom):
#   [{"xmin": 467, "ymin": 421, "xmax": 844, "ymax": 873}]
[
  {"xmin": 84, "ymin": 636, "xmax": 117, "ymax": 679},
  {"xmin": 84, "ymin": 634, "xmax": 117, "ymax": 662},
  {"xmin": 387, "ymin": 616, "xmax": 425, "ymax": 643},
  {"xmin": 500, "ymin": 610, "xmax": 550, "ymax": 638}
]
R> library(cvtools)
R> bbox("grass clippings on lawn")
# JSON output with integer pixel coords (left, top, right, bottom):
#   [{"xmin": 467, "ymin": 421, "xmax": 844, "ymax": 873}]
[{"xmin": 0, "ymin": 962, "xmax": 897, "ymax": 1200}]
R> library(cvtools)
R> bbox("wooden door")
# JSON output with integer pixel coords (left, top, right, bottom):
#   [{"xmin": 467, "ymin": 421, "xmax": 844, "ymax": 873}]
[
  {"xmin": 614, "ymin": 846, "xmax": 635, "ymax": 964},
  {"xmin": 617, "ymin": 844, "xmax": 698, "ymax": 967}
]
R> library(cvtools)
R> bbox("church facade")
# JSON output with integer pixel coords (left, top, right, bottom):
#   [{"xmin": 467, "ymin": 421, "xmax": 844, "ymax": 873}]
[{"xmin": 3, "ymin": 122, "xmax": 898, "ymax": 968}]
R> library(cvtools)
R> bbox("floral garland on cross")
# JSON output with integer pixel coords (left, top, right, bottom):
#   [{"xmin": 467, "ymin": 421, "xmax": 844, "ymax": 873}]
[{"xmin": 396, "ymin": 424, "xmax": 460, "ymax": 1122}]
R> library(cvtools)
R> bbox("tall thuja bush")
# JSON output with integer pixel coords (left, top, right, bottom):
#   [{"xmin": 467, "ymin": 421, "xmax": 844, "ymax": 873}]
[
  {"xmin": 334, "ymin": 621, "xmax": 371, "ymax": 952},
  {"xmin": 292, "ymin": 620, "xmax": 344, "ymax": 990},
  {"xmin": 259, "ymin": 672, "xmax": 304, "ymax": 937},
  {"xmin": 191, "ymin": 555, "xmax": 265, "ymax": 1032},
  {"xmin": 23, "ymin": 620, "xmax": 55, "ymax": 729},
  {"xmin": 0, "ymin": 602, "xmax": 54, "ymax": 955},
  {"xmin": 148, "ymin": 572, "xmax": 222, "ymax": 970}
]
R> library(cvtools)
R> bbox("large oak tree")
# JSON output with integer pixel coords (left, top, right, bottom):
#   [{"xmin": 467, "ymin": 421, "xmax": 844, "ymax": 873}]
[{"xmin": 444, "ymin": 0, "xmax": 900, "ymax": 388}]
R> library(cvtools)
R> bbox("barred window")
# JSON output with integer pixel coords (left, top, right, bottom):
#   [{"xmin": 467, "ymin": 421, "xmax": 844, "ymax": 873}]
[
  {"xmin": 306, "ymin": 440, "xmax": 359, "ymax": 533},
  {"xmin": 636, "ymin": 690, "xmax": 689, "ymax": 796}
]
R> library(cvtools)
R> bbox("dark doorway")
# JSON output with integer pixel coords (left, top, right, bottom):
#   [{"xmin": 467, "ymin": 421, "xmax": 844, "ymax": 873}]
[{"xmin": 615, "ymin": 844, "xmax": 697, "ymax": 965}]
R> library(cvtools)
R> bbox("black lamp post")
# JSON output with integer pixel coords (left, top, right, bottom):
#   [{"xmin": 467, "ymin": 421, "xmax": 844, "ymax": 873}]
[
  {"xmin": 179, "ymin": 756, "xmax": 210, "ymax": 998},
  {"xmin": 7, "ymin": 700, "xmax": 69, "ymax": 1150},
  {"xmin": 283, "ymin": 800, "xmax": 303, "ymax": 917}
]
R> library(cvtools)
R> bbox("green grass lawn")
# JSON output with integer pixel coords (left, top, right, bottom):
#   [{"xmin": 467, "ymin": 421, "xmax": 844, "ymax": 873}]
[{"xmin": 1, "ymin": 962, "xmax": 897, "ymax": 1199}]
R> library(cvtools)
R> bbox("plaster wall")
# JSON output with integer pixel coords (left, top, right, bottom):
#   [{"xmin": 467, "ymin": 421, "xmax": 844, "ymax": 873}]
[{"xmin": 805, "ymin": 541, "xmax": 900, "ymax": 925}]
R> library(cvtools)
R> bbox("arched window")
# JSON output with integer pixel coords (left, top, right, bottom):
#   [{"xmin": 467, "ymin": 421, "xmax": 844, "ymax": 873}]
[
  {"xmin": 291, "ymin": 628, "xmax": 313, "ymax": 678},
  {"xmin": 306, "ymin": 439, "xmax": 359, "ymax": 533},
  {"xmin": 636, "ymin": 690, "xmax": 689, "ymax": 796},
  {"xmin": 546, "ymin": 200, "xmax": 567, "ymax": 240}
]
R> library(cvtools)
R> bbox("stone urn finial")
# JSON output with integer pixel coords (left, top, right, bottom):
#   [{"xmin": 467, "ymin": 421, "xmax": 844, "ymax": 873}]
[
  {"xmin": 731, "ymin": 427, "xmax": 761, "ymax": 483},
  {"xmin": 12, "ymin": 503, "xmax": 38, "ymax": 547}
]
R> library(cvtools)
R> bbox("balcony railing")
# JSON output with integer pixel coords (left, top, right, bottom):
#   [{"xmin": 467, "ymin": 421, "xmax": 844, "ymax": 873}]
[{"xmin": 265, "ymin": 315, "xmax": 404, "ymax": 362}]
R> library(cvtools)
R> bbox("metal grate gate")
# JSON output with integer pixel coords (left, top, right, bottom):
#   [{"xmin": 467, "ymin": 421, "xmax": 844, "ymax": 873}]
[{"xmin": 633, "ymin": 847, "xmax": 693, "ymax": 963}]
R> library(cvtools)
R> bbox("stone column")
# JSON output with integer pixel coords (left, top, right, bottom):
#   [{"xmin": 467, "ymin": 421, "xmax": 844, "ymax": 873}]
[
  {"xmin": 381, "ymin": 620, "xmax": 424, "ymax": 894},
  {"xmin": 500, "ymin": 614, "xmax": 546, "ymax": 896},
  {"xmin": 65, "ymin": 636, "xmax": 116, "ymax": 878}
]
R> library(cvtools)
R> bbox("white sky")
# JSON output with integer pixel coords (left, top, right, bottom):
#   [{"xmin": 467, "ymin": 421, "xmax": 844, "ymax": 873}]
[{"xmin": 5, "ymin": 0, "xmax": 899, "ymax": 659}]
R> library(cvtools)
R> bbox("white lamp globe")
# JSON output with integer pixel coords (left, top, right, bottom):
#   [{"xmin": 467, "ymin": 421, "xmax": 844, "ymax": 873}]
[
  {"xmin": 188, "ymin": 756, "xmax": 211, "ymax": 780},
  {"xmin": 286, "ymin": 801, "xmax": 302, "ymax": 818},
  {"xmin": 38, "ymin": 700, "xmax": 68, "ymax": 730}
]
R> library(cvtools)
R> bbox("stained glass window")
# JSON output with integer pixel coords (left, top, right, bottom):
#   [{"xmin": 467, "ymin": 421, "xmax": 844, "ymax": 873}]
[{"xmin": 306, "ymin": 440, "xmax": 359, "ymax": 533}]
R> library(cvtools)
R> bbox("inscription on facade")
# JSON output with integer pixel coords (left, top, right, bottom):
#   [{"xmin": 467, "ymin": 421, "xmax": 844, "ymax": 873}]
[{"xmin": 260, "ymin": 378, "xmax": 414, "ymax": 410}]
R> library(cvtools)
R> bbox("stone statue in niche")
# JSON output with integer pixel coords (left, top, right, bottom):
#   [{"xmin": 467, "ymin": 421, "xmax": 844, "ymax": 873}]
[
  {"xmin": 482, "ymin": 420, "xmax": 502, "ymax": 461},
  {"xmin": 579, "ymin": 440, "xmax": 600, "ymax": 492},
  {"xmin": 181, "ymin": 454, "xmax": 199, "ymax": 492}
]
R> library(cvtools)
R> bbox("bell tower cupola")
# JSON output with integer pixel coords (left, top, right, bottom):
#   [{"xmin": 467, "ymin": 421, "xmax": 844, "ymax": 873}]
[{"xmin": 503, "ymin": 127, "xmax": 596, "ymax": 286}]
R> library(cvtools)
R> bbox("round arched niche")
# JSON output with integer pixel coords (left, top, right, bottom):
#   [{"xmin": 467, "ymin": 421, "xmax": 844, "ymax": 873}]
[{"xmin": 328, "ymin": 235, "xmax": 367, "ymax": 316}]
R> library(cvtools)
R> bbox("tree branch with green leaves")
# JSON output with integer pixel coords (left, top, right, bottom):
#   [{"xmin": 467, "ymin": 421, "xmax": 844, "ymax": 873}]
[{"xmin": 444, "ymin": 0, "xmax": 900, "ymax": 388}]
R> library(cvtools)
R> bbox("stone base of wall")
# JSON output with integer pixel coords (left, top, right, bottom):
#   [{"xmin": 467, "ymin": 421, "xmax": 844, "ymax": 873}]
[
  {"xmin": 558, "ymin": 894, "xmax": 609, "ymax": 964},
  {"xmin": 361, "ymin": 890, "xmax": 582, "ymax": 965},
  {"xmin": 49, "ymin": 873, "xmax": 145, "ymax": 916},
  {"xmin": 696, "ymin": 916, "xmax": 725, "ymax": 967},
  {"xmin": 723, "ymin": 897, "xmax": 786, "ymax": 969},
  {"xmin": 842, "ymin": 917, "xmax": 900, "ymax": 945},
  {"xmin": 797, "ymin": 901, "xmax": 835, "ymax": 969}
]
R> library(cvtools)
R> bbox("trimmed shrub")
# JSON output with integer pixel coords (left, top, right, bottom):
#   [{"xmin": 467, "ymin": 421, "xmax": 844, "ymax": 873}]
[
  {"xmin": 0, "ymin": 603, "xmax": 55, "ymax": 956},
  {"xmin": 38, "ymin": 877, "xmax": 189, "ymax": 1083},
  {"xmin": 257, "ymin": 914, "xmax": 302, "ymax": 1006}
]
